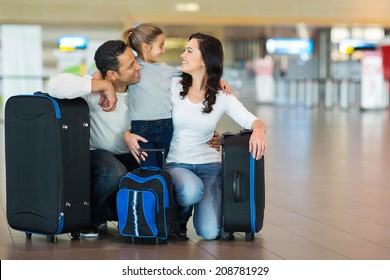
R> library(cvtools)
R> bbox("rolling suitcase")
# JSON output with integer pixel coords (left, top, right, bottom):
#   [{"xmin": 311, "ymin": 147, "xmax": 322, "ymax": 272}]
[
  {"xmin": 221, "ymin": 129, "xmax": 265, "ymax": 241},
  {"xmin": 5, "ymin": 93, "xmax": 91, "ymax": 242}
]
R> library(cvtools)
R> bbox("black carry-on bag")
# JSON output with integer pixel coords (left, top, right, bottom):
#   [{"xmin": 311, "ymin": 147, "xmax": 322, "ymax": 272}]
[
  {"xmin": 117, "ymin": 149, "xmax": 177, "ymax": 244},
  {"xmin": 5, "ymin": 93, "xmax": 91, "ymax": 242},
  {"xmin": 221, "ymin": 129, "xmax": 265, "ymax": 241}
]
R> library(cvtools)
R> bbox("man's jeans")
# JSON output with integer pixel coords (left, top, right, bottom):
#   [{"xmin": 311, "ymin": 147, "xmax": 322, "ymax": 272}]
[
  {"xmin": 131, "ymin": 118, "xmax": 173, "ymax": 167},
  {"xmin": 165, "ymin": 162, "xmax": 222, "ymax": 240},
  {"xmin": 90, "ymin": 149, "xmax": 137, "ymax": 226}
]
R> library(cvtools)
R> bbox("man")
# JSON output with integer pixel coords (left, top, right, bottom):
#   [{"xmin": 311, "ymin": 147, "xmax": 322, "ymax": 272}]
[{"xmin": 49, "ymin": 40, "xmax": 145, "ymax": 237}]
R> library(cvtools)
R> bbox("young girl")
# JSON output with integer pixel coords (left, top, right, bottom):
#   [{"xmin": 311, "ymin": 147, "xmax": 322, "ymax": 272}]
[
  {"xmin": 122, "ymin": 23, "xmax": 179, "ymax": 167},
  {"xmin": 123, "ymin": 23, "xmax": 230, "ymax": 167}
]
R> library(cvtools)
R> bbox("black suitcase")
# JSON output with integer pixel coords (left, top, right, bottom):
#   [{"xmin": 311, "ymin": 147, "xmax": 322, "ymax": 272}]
[
  {"xmin": 5, "ymin": 93, "xmax": 91, "ymax": 242},
  {"xmin": 221, "ymin": 129, "xmax": 265, "ymax": 241}
]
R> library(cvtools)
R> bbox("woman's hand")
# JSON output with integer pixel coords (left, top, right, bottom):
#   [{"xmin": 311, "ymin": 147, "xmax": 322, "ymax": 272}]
[
  {"xmin": 123, "ymin": 130, "xmax": 148, "ymax": 163},
  {"xmin": 249, "ymin": 120, "xmax": 267, "ymax": 160}
]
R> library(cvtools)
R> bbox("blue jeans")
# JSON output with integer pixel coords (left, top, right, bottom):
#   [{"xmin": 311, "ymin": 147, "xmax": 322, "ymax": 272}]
[
  {"xmin": 165, "ymin": 162, "xmax": 222, "ymax": 240},
  {"xmin": 131, "ymin": 118, "xmax": 173, "ymax": 167},
  {"xmin": 90, "ymin": 149, "xmax": 138, "ymax": 226}
]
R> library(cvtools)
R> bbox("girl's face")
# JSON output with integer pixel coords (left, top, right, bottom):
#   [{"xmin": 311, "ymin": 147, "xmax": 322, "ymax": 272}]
[
  {"xmin": 143, "ymin": 33, "xmax": 166, "ymax": 63},
  {"xmin": 180, "ymin": 39, "xmax": 204, "ymax": 75}
]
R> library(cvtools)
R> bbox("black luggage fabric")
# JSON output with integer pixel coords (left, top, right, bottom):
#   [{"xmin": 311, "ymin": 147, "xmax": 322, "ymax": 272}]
[
  {"xmin": 117, "ymin": 149, "xmax": 177, "ymax": 242},
  {"xmin": 221, "ymin": 129, "xmax": 265, "ymax": 241},
  {"xmin": 5, "ymin": 93, "xmax": 91, "ymax": 239}
]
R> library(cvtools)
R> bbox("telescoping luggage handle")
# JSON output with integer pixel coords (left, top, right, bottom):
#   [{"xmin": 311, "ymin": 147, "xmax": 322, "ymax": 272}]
[
  {"xmin": 138, "ymin": 148, "xmax": 166, "ymax": 170},
  {"xmin": 221, "ymin": 129, "xmax": 252, "ymax": 145}
]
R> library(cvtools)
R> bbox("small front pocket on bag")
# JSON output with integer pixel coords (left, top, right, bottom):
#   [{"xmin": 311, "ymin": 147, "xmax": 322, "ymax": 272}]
[{"xmin": 117, "ymin": 189, "xmax": 158, "ymax": 237}]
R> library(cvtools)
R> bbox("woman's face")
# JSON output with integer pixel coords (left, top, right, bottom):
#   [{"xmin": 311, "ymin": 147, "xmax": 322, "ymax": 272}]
[{"xmin": 180, "ymin": 39, "xmax": 205, "ymax": 74}]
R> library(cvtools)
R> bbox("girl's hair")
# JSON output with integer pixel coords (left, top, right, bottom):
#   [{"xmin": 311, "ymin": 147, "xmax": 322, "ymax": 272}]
[
  {"xmin": 180, "ymin": 33, "xmax": 224, "ymax": 114},
  {"xmin": 122, "ymin": 22, "xmax": 164, "ymax": 59}
]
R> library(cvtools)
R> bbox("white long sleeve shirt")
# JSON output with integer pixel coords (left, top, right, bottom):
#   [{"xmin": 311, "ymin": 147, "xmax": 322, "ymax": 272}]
[
  {"xmin": 48, "ymin": 73, "xmax": 131, "ymax": 154},
  {"xmin": 166, "ymin": 77, "xmax": 258, "ymax": 164}
]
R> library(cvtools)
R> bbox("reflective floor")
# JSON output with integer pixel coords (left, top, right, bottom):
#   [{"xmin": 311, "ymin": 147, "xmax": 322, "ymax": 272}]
[{"xmin": 1, "ymin": 76, "xmax": 390, "ymax": 260}]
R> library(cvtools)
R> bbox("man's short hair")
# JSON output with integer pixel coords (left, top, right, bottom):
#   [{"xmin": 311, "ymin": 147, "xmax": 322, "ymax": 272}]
[{"xmin": 94, "ymin": 40, "xmax": 128, "ymax": 78}]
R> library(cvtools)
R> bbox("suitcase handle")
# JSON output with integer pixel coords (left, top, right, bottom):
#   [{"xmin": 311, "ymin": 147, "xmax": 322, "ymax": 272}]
[
  {"xmin": 138, "ymin": 148, "xmax": 166, "ymax": 169},
  {"xmin": 233, "ymin": 171, "xmax": 241, "ymax": 202}
]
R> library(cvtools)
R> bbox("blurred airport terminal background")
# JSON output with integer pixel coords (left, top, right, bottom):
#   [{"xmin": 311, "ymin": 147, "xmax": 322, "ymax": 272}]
[{"xmin": 1, "ymin": 0, "xmax": 390, "ymax": 113}]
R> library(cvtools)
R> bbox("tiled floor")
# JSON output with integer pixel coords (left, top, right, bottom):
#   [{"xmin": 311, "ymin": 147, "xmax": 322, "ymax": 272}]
[{"xmin": 1, "ymin": 78, "xmax": 390, "ymax": 260}]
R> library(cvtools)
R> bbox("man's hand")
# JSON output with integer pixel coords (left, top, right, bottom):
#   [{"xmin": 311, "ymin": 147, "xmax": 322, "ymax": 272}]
[
  {"xmin": 91, "ymin": 79, "xmax": 117, "ymax": 112},
  {"xmin": 123, "ymin": 130, "xmax": 149, "ymax": 163},
  {"xmin": 208, "ymin": 130, "xmax": 221, "ymax": 151}
]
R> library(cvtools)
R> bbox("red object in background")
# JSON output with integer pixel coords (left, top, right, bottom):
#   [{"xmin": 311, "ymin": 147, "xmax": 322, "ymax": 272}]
[{"xmin": 381, "ymin": 45, "xmax": 390, "ymax": 80}]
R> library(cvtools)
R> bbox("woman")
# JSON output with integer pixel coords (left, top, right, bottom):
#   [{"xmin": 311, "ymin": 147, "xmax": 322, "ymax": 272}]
[{"xmin": 165, "ymin": 33, "xmax": 267, "ymax": 240}]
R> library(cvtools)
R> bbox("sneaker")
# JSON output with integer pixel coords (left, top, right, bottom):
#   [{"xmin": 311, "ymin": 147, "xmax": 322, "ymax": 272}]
[{"xmin": 80, "ymin": 226, "xmax": 99, "ymax": 238}]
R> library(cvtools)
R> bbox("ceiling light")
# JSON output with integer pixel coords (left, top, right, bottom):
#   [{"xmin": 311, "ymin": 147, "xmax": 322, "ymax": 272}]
[{"xmin": 175, "ymin": 3, "xmax": 200, "ymax": 12}]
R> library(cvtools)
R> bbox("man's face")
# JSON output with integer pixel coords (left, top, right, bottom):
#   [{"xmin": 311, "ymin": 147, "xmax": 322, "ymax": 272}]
[{"xmin": 116, "ymin": 47, "xmax": 141, "ymax": 85}]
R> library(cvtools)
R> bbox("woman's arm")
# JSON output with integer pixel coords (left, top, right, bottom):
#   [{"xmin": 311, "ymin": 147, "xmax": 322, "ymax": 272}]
[{"xmin": 223, "ymin": 94, "xmax": 267, "ymax": 159}]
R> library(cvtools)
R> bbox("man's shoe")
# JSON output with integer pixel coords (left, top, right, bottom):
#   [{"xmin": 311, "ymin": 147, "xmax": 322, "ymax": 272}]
[{"xmin": 80, "ymin": 226, "xmax": 99, "ymax": 238}]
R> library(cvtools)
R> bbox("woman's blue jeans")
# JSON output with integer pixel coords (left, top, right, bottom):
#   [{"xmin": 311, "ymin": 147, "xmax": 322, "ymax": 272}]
[{"xmin": 165, "ymin": 162, "xmax": 222, "ymax": 240}]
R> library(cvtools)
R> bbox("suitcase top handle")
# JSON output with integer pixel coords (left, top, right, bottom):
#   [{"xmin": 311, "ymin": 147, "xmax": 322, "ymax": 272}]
[
  {"xmin": 138, "ymin": 148, "xmax": 166, "ymax": 169},
  {"xmin": 16, "ymin": 93, "xmax": 61, "ymax": 119}
]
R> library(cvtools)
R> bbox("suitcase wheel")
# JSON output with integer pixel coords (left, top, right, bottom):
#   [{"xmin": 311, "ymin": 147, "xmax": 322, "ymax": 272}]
[
  {"xmin": 71, "ymin": 232, "xmax": 81, "ymax": 239},
  {"xmin": 220, "ymin": 228, "xmax": 234, "ymax": 241},
  {"xmin": 25, "ymin": 233, "xmax": 32, "ymax": 239},
  {"xmin": 47, "ymin": 235, "xmax": 58, "ymax": 243},
  {"xmin": 245, "ymin": 232, "xmax": 254, "ymax": 241}
]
